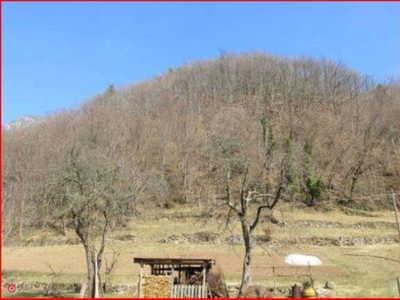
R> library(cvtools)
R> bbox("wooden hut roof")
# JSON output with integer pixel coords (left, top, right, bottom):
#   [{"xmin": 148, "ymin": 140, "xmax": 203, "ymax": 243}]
[{"xmin": 133, "ymin": 257, "xmax": 215, "ymax": 267}]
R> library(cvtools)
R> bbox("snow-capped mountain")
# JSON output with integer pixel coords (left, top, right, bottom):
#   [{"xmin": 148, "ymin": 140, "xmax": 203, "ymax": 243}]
[{"xmin": 3, "ymin": 115, "xmax": 43, "ymax": 131}]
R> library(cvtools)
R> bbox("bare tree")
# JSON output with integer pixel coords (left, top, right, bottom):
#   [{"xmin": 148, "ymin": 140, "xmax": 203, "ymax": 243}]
[
  {"xmin": 208, "ymin": 117, "xmax": 287, "ymax": 297},
  {"xmin": 41, "ymin": 144, "xmax": 145, "ymax": 298},
  {"xmin": 102, "ymin": 246, "xmax": 124, "ymax": 293},
  {"xmin": 219, "ymin": 169, "xmax": 284, "ymax": 297}
]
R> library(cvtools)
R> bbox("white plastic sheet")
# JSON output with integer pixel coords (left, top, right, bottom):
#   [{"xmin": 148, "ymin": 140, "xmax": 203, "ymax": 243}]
[{"xmin": 284, "ymin": 254, "xmax": 322, "ymax": 266}]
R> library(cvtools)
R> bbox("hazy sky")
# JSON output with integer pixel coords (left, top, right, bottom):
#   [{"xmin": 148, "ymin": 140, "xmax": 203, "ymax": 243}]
[{"xmin": 2, "ymin": 2, "xmax": 399, "ymax": 125}]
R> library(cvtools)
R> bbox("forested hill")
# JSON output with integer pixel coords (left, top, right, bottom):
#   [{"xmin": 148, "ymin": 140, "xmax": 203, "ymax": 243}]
[{"xmin": 2, "ymin": 52, "xmax": 399, "ymax": 239}]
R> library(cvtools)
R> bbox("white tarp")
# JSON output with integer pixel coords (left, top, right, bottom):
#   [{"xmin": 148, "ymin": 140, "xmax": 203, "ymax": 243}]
[{"xmin": 284, "ymin": 254, "xmax": 322, "ymax": 266}]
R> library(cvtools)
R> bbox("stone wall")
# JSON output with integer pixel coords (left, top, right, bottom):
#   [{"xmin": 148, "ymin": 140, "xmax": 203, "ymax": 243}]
[{"xmin": 1, "ymin": 281, "xmax": 136, "ymax": 295}]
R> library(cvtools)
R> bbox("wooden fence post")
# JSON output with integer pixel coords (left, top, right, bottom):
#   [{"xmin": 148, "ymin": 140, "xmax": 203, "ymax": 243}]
[
  {"xmin": 272, "ymin": 266, "xmax": 277, "ymax": 294},
  {"xmin": 138, "ymin": 262, "xmax": 144, "ymax": 298},
  {"xmin": 202, "ymin": 264, "xmax": 206, "ymax": 298}
]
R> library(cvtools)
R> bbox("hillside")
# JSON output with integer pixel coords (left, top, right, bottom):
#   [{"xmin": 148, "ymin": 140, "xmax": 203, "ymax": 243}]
[{"xmin": 2, "ymin": 52, "xmax": 399, "ymax": 240}]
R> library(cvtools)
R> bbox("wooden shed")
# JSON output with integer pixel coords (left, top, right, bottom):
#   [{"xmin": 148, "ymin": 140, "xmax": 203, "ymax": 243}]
[{"xmin": 133, "ymin": 257, "xmax": 215, "ymax": 298}]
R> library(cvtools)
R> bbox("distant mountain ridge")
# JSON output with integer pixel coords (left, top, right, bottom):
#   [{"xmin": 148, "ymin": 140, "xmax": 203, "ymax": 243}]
[{"xmin": 3, "ymin": 115, "xmax": 43, "ymax": 131}]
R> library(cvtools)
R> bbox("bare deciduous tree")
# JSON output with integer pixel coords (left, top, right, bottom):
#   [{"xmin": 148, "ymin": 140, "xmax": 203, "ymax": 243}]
[
  {"xmin": 41, "ymin": 144, "xmax": 145, "ymax": 297},
  {"xmin": 208, "ymin": 117, "xmax": 287, "ymax": 297}
]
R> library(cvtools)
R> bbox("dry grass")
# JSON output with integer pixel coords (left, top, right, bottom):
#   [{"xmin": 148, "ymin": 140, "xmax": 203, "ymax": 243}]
[{"xmin": 2, "ymin": 208, "xmax": 399, "ymax": 297}]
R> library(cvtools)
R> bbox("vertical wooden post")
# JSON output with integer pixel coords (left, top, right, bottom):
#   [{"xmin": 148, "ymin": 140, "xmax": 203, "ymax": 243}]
[
  {"xmin": 94, "ymin": 250, "xmax": 99, "ymax": 298},
  {"xmin": 170, "ymin": 264, "xmax": 175, "ymax": 298},
  {"xmin": 396, "ymin": 277, "xmax": 400, "ymax": 297},
  {"xmin": 391, "ymin": 189, "xmax": 400, "ymax": 237},
  {"xmin": 272, "ymin": 266, "xmax": 276, "ymax": 294},
  {"xmin": 202, "ymin": 264, "xmax": 206, "ymax": 298},
  {"xmin": 138, "ymin": 262, "xmax": 144, "ymax": 298}
]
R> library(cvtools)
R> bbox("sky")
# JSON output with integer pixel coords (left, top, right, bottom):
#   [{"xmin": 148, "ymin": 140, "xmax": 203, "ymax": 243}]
[{"xmin": 2, "ymin": 2, "xmax": 399, "ymax": 125}]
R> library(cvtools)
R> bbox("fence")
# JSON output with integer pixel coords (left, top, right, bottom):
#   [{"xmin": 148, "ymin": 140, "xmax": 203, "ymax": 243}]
[{"xmin": 171, "ymin": 284, "xmax": 207, "ymax": 298}]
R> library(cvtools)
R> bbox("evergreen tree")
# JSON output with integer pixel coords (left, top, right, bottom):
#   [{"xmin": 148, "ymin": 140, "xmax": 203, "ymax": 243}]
[
  {"xmin": 106, "ymin": 84, "xmax": 116, "ymax": 95},
  {"xmin": 303, "ymin": 140, "xmax": 324, "ymax": 203},
  {"xmin": 284, "ymin": 137, "xmax": 299, "ymax": 198}
]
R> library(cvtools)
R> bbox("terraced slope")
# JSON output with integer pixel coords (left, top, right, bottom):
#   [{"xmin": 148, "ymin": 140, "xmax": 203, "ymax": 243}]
[{"xmin": 2, "ymin": 209, "xmax": 399, "ymax": 298}]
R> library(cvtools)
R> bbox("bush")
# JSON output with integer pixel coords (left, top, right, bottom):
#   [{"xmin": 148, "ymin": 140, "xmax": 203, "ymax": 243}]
[
  {"xmin": 263, "ymin": 226, "xmax": 274, "ymax": 242},
  {"xmin": 114, "ymin": 234, "xmax": 137, "ymax": 242},
  {"xmin": 240, "ymin": 285, "xmax": 274, "ymax": 298},
  {"xmin": 306, "ymin": 176, "xmax": 324, "ymax": 202},
  {"xmin": 207, "ymin": 265, "xmax": 229, "ymax": 298}
]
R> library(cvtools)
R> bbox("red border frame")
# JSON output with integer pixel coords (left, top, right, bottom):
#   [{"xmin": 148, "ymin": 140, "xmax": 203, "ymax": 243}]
[{"xmin": 0, "ymin": 1, "xmax": 399, "ymax": 300}]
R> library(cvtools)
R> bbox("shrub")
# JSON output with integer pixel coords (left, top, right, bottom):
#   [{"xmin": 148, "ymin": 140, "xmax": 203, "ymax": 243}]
[{"xmin": 207, "ymin": 265, "xmax": 229, "ymax": 298}]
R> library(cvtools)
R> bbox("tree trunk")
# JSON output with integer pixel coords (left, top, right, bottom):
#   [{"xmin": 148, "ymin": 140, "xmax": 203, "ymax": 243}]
[
  {"xmin": 181, "ymin": 154, "xmax": 190, "ymax": 203},
  {"xmin": 82, "ymin": 243, "xmax": 103, "ymax": 298},
  {"xmin": 61, "ymin": 219, "xmax": 67, "ymax": 236},
  {"xmin": 76, "ymin": 214, "xmax": 109, "ymax": 298},
  {"xmin": 83, "ymin": 244, "xmax": 95, "ymax": 298},
  {"xmin": 238, "ymin": 222, "xmax": 252, "ymax": 297},
  {"xmin": 19, "ymin": 199, "xmax": 25, "ymax": 240}
]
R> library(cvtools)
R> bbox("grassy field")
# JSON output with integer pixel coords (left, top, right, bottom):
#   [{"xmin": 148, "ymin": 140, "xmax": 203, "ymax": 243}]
[{"xmin": 2, "ymin": 206, "xmax": 399, "ymax": 298}]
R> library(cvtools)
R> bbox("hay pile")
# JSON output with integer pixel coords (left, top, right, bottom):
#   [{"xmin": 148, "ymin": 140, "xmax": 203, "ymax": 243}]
[{"xmin": 143, "ymin": 275, "xmax": 170, "ymax": 298}]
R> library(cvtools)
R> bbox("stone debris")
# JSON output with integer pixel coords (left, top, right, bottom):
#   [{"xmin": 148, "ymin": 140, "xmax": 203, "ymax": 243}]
[
  {"xmin": 325, "ymin": 281, "xmax": 335, "ymax": 289},
  {"xmin": 316, "ymin": 287, "xmax": 336, "ymax": 298}
]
